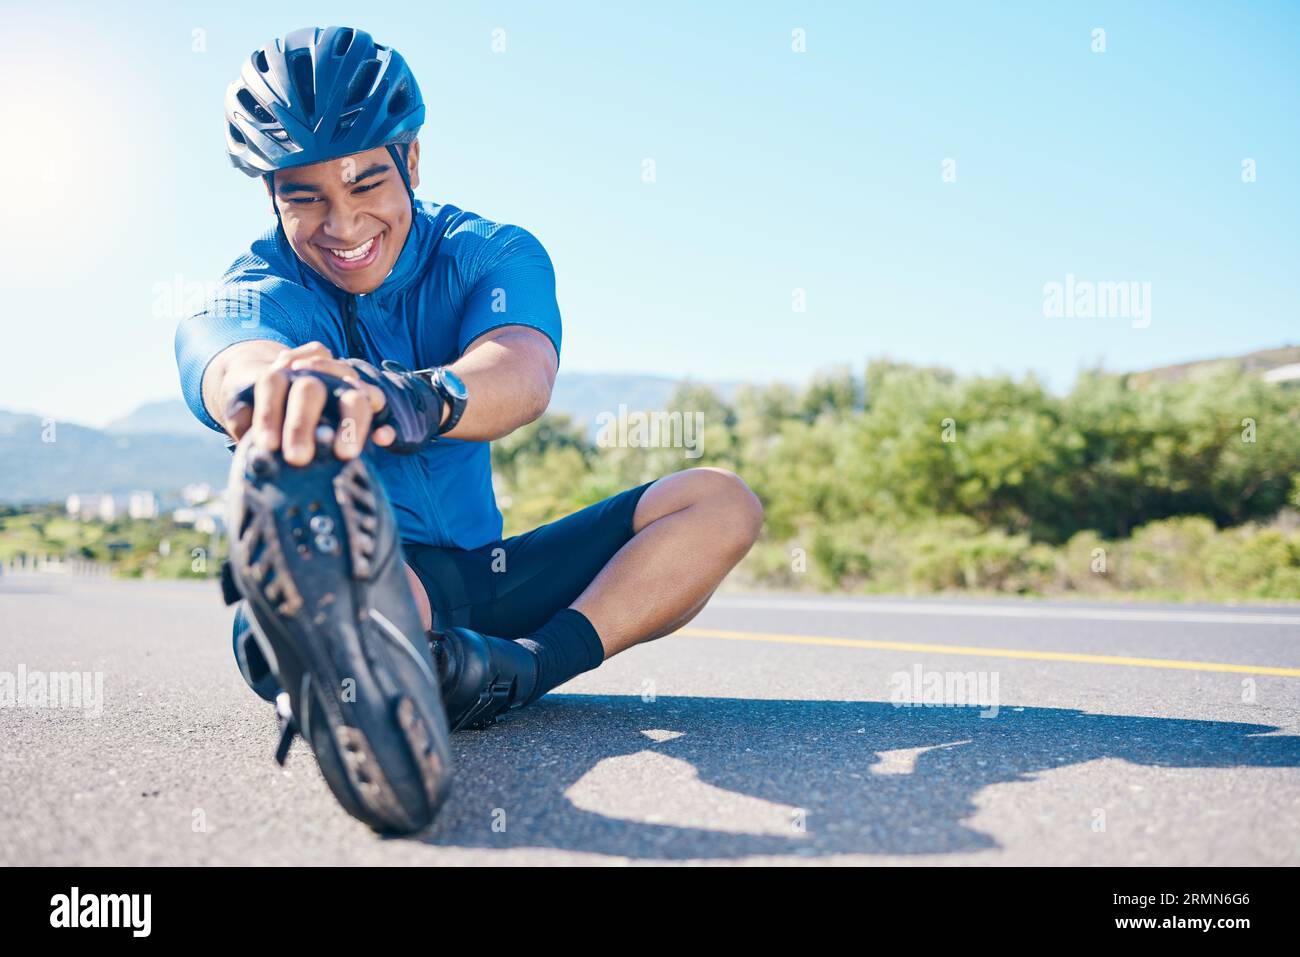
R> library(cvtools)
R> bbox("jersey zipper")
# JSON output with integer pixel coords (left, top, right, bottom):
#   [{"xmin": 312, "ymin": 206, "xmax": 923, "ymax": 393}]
[{"xmin": 340, "ymin": 293, "xmax": 366, "ymax": 358}]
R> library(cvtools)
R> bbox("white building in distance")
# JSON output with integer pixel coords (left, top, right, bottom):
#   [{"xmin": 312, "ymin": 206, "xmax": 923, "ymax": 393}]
[
  {"xmin": 127, "ymin": 491, "xmax": 159, "ymax": 520},
  {"xmin": 65, "ymin": 494, "xmax": 117, "ymax": 522},
  {"xmin": 181, "ymin": 483, "xmax": 214, "ymax": 506}
]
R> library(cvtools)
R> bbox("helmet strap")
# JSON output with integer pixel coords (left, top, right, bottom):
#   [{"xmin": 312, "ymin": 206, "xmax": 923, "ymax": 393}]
[
  {"xmin": 263, "ymin": 170, "xmax": 293, "ymax": 256},
  {"xmin": 387, "ymin": 143, "xmax": 415, "ymax": 207}
]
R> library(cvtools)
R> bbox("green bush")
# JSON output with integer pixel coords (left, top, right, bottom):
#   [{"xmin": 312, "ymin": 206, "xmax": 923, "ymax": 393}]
[
  {"xmin": 1203, "ymin": 525, "xmax": 1300, "ymax": 599},
  {"xmin": 7, "ymin": 360, "xmax": 1298, "ymax": 601}
]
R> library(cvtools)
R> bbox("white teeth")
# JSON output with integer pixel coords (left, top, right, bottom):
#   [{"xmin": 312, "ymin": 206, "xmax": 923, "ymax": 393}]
[{"xmin": 328, "ymin": 237, "xmax": 374, "ymax": 261}]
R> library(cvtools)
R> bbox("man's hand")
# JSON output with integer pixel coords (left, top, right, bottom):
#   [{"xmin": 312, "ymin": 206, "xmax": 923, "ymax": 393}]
[
  {"xmin": 220, "ymin": 342, "xmax": 398, "ymax": 466},
  {"xmin": 337, "ymin": 358, "xmax": 448, "ymax": 453}
]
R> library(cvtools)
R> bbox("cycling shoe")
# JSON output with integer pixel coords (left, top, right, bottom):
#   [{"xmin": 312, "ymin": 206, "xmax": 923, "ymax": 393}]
[
  {"xmin": 231, "ymin": 603, "xmax": 280, "ymax": 702},
  {"xmin": 427, "ymin": 627, "xmax": 539, "ymax": 732},
  {"xmin": 222, "ymin": 437, "xmax": 454, "ymax": 834}
]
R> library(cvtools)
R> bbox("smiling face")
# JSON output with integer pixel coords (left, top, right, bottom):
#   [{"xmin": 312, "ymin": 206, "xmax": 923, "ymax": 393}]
[{"xmin": 268, "ymin": 142, "xmax": 421, "ymax": 295}]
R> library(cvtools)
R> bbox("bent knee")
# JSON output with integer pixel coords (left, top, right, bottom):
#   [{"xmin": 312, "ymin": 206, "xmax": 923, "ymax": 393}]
[{"xmin": 687, "ymin": 467, "xmax": 764, "ymax": 546}]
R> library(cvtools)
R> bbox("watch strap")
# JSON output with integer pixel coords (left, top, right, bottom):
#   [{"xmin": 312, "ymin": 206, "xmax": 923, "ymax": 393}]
[{"xmin": 428, "ymin": 367, "xmax": 467, "ymax": 436}]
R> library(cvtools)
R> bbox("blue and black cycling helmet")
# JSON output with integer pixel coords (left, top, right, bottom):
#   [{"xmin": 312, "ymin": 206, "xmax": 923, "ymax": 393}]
[{"xmin": 225, "ymin": 26, "xmax": 424, "ymax": 178}]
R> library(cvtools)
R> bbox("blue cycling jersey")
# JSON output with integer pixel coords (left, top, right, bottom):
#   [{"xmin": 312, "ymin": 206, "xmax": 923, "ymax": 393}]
[{"xmin": 174, "ymin": 200, "xmax": 562, "ymax": 549}]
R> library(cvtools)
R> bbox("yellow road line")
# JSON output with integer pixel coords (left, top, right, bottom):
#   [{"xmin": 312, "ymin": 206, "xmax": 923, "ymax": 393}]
[{"xmin": 677, "ymin": 627, "xmax": 1300, "ymax": 678}]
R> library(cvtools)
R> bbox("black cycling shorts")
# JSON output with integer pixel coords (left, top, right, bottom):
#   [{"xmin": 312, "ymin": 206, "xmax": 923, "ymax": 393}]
[{"xmin": 403, "ymin": 481, "xmax": 655, "ymax": 638}]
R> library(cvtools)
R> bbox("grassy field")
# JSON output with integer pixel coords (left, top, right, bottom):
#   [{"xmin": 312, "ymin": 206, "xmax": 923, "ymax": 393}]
[{"xmin": 0, "ymin": 506, "xmax": 222, "ymax": 580}]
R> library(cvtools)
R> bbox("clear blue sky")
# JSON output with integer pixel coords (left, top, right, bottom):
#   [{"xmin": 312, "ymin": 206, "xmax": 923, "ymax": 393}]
[{"xmin": 2, "ymin": 0, "xmax": 1296, "ymax": 426}]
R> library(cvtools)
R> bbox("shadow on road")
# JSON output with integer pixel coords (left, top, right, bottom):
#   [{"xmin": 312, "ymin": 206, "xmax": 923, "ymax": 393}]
[{"xmin": 413, "ymin": 696, "xmax": 1300, "ymax": 860}]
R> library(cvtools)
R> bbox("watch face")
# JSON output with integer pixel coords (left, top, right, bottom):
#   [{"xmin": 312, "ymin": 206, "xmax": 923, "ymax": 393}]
[{"xmin": 439, "ymin": 368, "xmax": 468, "ymax": 401}]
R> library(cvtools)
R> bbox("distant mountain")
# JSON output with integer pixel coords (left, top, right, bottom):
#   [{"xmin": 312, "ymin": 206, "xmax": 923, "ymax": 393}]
[
  {"xmin": 94, "ymin": 371, "xmax": 747, "ymax": 444},
  {"xmin": 105, "ymin": 399, "xmax": 211, "ymax": 437},
  {"xmin": 0, "ymin": 410, "xmax": 231, "ymax": 505},
  {"xmin": 549, "ymin": 372, "xmax": 742, "ymax": 434},
  {"xmin": 0, "ymin": 372, "xmax": 750, "ymax": 504},
  {"xmin": 1126, "ymin": 345, "xmax": 1300, "ymax": 388}
]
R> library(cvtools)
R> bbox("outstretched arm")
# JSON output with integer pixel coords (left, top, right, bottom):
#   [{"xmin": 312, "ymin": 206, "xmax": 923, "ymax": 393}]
[
  {"xmin": 440, "ymin": 325, "xmax": 558, "ymax": 441},
  {"xmin": 276, "ymin": 324, "xmax": 558, "ymax": 452}
]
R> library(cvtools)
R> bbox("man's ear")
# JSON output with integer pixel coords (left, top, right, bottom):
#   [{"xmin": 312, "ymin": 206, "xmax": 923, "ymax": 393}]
[{"xmin": 407, "ymin": 139, "xmax": 420, "ymax": 191}]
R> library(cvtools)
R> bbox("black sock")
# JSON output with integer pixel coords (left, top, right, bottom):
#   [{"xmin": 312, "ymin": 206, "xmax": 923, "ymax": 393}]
[{"xmin": 515, "ymin": 608, "xmax": 605, "ymax": 706}]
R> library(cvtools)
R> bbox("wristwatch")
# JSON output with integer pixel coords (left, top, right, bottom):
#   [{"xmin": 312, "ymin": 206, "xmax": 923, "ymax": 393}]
[{"xmin": 423, "ymin": 366, "xmax": 468, "ymax": 436}]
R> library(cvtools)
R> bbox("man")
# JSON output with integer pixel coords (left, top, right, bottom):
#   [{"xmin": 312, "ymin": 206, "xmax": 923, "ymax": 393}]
[{"xmin": 176, "ymin": 26, "xmax": 764, "ymax": 834}]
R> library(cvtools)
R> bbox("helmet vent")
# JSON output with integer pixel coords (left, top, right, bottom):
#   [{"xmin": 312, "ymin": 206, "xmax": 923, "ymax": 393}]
[
  {"xmin": 388, "ymin": 81, "xmax": 411, "ymax": 116},
  {"xmin": 254, "ymin": 50, "xmax": 269, "ymax": 73},
  {"xmin": 236, "ymin": 89, "xmax": 275, "ymax": 125},
  {"xmin": 228, "ymin": 123, "xmax": 247, "ymax": 146},
  {"xmin": 290, "ymin": 52, "xmax": 316, "ymax": 118},
  {"xmin": 333, "ymin": 28, "xmax": 355, "ymax": 58},
  {"xmin": 345, "ymin": 59, "xmax": 381, "ymax": 108},
  {"xmin": 332, "ymin": 110, "xmax": 361, "ymax": 143}
]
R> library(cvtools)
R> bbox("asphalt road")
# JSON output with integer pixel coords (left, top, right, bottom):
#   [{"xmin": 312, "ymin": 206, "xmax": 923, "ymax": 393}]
[{"xmin": 2, "ymin": 572, "xmax": 1298, "ymax": 865}]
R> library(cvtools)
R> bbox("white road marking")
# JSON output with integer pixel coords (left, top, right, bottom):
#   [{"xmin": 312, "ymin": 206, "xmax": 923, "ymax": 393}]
[{"xmin": 710, "ymin": 596, "xmax": 1300, "ymax": 626}]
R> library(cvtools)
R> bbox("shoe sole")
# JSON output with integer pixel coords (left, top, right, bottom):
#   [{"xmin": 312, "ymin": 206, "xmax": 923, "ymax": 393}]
[{"xmin": 226, "ymin": 440, "xmax": 453, "ymax": 834}]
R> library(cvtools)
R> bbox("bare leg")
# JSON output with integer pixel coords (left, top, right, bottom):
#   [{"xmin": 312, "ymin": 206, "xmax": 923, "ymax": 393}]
[
  {"xmin": 571, "ymin": 468, "xmax": 763, "ymax": 658},
  {"xmin": 404, "ymin": 467, "xmax": 763, "ymax": 656},
  {"xmin": 406, "ymin": 563, "xmax": 434, "ymax": 632}
]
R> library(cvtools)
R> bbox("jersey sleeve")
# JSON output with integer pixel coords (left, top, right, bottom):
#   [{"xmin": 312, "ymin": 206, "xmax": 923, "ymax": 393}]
[
  {"xmin": 455, "ymin": 224, "xmax": 562, "ymax": 362},
  {"xmin": 173, "ymin": 272, "xmax": 319, "ymax": 432}
]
